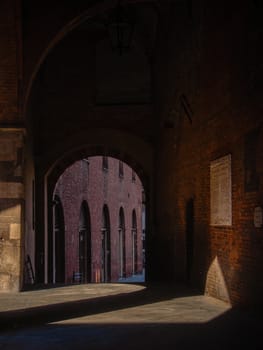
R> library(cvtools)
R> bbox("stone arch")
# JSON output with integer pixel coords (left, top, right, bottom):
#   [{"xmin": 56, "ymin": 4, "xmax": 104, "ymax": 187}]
[
  {"xmin": 25, "ymin": 0, "xmax": 155, "ymax": 286},
  {"xmin": 34, "ymin": 131, "xmax": 152, "ymax": 285},
  {"xmin": 44, "ymin": 129, "xmax": 152, "ymax": 230},
  {"xmin": 24, "ymin": 0, "xmax": 120, "ymax": 113},
  {"xmin": 24, "ymin": 0, "xmax": 157, "ymax": 121}
]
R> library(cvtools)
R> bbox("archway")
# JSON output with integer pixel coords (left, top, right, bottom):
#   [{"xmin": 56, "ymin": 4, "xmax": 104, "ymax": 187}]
[
  {"xmin": 51, "ymin": 195, "xmax": 65, "ymax": 283},
  {"xmin": 33, "ymin": 144, "xmax": 151, "ymax": 286},
  {"xmin": 102, "ymin": 205, "xmax": 111, "ymax": 282},
  {"xmin": 23, "ymin": 0, "xmax": 155, "ymax": 287},
  {"xmin": 119, "ymin": 207, "xmax": 126, "ymax": 279},
  {"xmin": 79, "ymin": 201, "xmax": 92, "ymax": 283},
  {"xmin": 132, "ymin": 209, "xmax": 138, "ymax": 275}
]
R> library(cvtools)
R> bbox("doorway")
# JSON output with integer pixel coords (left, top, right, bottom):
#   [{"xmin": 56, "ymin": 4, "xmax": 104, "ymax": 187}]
[
  {"xmin": 53, "ymin": 196, "xmax": 65, "ymax": 283},
  {"xmin": 101, "ymin": 205, "xmax": 111, "ymax": 282},
  {"xmin": 119, "ymin": 207, "xmax": 126, "ymax": 278},
  {"xmin": 132, "ymin": 210, "xmax": 138, "ymax": 275},
  {"xmin": 79, "ymin": 201, "xmax": 92, "ymax": 283}
]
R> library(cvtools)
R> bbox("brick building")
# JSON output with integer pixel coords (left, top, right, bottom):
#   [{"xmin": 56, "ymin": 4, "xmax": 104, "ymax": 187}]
[
  {"xmin": 51, "ymin": 157, "xmax": 144, "ymax": 284},
  {"xmin": 0, "ymin": 0, "xmax": 262, "ymax": 309}
]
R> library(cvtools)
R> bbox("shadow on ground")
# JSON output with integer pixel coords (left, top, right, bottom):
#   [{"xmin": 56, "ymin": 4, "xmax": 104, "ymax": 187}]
[
  {"xmin": 0, "ymin": 283, "xmax": 193, "ymax": 330},
  {"xmin": 0, "ymin": 283, "xmax": 262, "ymax": 349}
]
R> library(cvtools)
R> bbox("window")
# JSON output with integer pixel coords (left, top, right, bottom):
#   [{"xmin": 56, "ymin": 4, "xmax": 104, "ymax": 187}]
[{"xmin": 101, "ymin": 205, "xmax": 111, "ymax": 282}]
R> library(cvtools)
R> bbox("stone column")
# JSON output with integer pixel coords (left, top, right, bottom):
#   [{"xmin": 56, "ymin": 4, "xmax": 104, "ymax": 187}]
[{"xmin": 0, "ymin": 129, "xmax": 24, "ymax": 291}]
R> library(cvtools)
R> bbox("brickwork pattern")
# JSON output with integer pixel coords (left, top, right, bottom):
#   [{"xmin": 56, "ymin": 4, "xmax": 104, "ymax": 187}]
[
  {"xmin": 155, "ymin": 1, "xmax": 263, "ymax": 306},
  {"xmin": 55, "ymin": 157, "xmax": 144, "ymax": 284}
]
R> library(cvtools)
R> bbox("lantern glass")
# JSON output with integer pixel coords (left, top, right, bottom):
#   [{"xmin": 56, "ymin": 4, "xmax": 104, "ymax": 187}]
[{"xmin": 108, "ymin": 3, "xmax": 134, "ymax": 55}]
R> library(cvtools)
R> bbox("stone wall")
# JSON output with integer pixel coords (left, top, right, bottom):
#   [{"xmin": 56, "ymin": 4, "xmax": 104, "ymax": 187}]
[
  {"xmin": 0, "ymin": 0, "xmax": 24, "ymax": 292},
  {"xmin": 0, "ymin": 131, "xmax": 24, "ymax": 291}
]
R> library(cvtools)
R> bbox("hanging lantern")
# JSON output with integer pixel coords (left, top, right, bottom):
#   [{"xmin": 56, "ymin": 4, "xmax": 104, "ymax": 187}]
[{"xmin": 108, "ymin": 0, "xmax": 134, "ymax": 55}]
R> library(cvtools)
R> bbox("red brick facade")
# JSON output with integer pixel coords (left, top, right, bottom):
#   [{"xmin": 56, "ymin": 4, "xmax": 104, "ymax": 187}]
[
  {"xmin": 54, "ymin": 157, "xmax": 144, "ymax": 284},
  {"xmin": 154, "ymin": 2, "xmax": 263, "ymax": 305}
]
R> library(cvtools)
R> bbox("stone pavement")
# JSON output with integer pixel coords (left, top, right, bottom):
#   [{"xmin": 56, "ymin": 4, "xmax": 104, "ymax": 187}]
[{"xmin": 0, "ymin": 283, "xmax": 262, "ymax": 349}]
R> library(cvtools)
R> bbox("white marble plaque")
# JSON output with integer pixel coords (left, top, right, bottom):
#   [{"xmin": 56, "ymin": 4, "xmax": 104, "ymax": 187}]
[{"xmin": 210, "ymin": 154, "xmax": 232, "ymax": 226}]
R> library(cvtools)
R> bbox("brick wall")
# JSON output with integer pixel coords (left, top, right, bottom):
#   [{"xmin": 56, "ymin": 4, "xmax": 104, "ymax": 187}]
[
  {"xmin": 54, "ymin": 157, "xmax": 144, "ymax": 284},
  {"xmin": 154, "ymin": 1, "xmax": 263, "ymax": 306}
]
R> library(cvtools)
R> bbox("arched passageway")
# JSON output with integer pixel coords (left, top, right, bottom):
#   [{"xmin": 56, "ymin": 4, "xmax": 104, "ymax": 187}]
[
  {"xmin": 101, "ymin": 204, "xmax": 111, "ymax": 283},
  {"xmin": 13, "ymin": 0, "xmax": 263, "ymax": 308},
  {"xmin": 33, "ymin": 135, "xmax": 152, "ymax": 286},
  {"xmin": 39, "ymin": 156, "xmax": 146, "ymax": 286},
  {"xmin": 23, "ymin": 0, "xmax": 154, "ymax": 288}
]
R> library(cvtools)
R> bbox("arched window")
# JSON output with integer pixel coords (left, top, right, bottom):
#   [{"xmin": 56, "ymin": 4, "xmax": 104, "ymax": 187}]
[
  {"xmin": 132, "ymin": 210, "xmax": 138, "ymax": 275},
  {"xmin": 101, "ymin": 205, "xmax": 111, "ymax": 282},
  {"xmin": 78, "ymin": 201, "xmax": 92, "ymax": 283},
  {"xmin": 119, "ymin": 207, "xmax": 126, "ymax": 278},
  {"xmin": 52, "ymin": 195, "xmax": 65, "ymax": 283}
]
